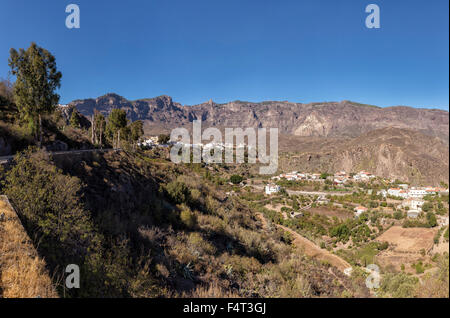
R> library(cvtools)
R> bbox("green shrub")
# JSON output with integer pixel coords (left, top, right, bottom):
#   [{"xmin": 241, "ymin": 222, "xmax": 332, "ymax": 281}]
[
  {"xmin": 282, "ymin": 231, "xmax": 293, "ymax": 245},
  {"xmin": 158, "ymin": 134, "xmax": 170, "ymax": 144},
  {"xmin": 180, "ymin": 206, "xmax": 197, "ymax": 229},
  {"xmin": 165, "ymin": 181, "xmax": 191, "ymax": 204},
  {"xmin": 393, "ymin": 211, "xmax": 404, "ymax": 220},
  {"xmin": 3, "ymin": 149, "xmax": 99, "ymax": 265},
  {"xmin": 379, "ymin": 273, "xmax": 419, "ymax": 298},
  {"xmin": 427, "ymin": 212, "xmax": 437, "ymax": 227},
  {"xmin": 414, "ymin": 262, "xmax": 425, "ymax": 274},
  {"xmin": 230, "ymin": 174, "xmax": 244, "ymax": 184},
  {"xmin": 190, "ymin": 188, "xmax": 202, "ymax": 202}
]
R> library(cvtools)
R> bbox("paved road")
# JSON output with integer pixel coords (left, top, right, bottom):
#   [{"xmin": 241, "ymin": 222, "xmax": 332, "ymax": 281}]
[
  {"xmin": 0, "ymin": 148, "xmax": 115, "ymax": 164},
  {"xmin": 252, "ymin": 184, "xmax": 352, "ymax": 197}
]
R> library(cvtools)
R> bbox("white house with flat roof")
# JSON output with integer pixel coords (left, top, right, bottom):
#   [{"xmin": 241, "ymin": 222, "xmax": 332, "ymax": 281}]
[
  {"xmin": 409, "ymin": 188, "xmax": 427, "ymax": 198},
  {"xmin": 265, "ymin": 184, "xmax": 281, "ymax": 195},
  {"xmin": 388, "ymin": 188, "xmax": 401, "ymax": 197},
  {"xmin": 400, "ymin": 198, "xmax": 424, "ymax": 212}
]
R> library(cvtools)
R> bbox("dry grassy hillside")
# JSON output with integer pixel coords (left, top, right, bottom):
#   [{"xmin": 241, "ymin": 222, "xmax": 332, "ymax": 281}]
[{"xmin": 0, "ymin": 196, "xmax": 58, "ymax": 298}]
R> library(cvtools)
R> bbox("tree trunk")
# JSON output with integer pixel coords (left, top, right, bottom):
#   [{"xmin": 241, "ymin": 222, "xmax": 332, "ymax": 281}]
[
  {"xmin": 100, "ymin": 125, "xmax": 103, "ymax": 149},
  {"xmin": 38, "ymin": 114, "xmax": 42, "ymax": 148},
  {"xmin": 91, "ymin": 115, "xmax": 95, "ymax": 145}
]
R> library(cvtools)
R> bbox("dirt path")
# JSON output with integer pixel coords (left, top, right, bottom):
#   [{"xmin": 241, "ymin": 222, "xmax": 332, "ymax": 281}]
[{"xmin": 256, "ymin": 213, "xmax": 352, "ymax": 273}]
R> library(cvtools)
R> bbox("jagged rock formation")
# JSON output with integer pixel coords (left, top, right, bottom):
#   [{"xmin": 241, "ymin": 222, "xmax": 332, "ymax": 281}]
[{"xmin": 70, "ymin": 94, "xmax": 449, "ymax": 142}]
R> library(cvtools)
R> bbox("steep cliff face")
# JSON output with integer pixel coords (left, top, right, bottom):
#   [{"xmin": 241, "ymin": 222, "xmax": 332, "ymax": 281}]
[{"xmin": 70, "ymin": 95, "xmax": 449, "ymax": 141}]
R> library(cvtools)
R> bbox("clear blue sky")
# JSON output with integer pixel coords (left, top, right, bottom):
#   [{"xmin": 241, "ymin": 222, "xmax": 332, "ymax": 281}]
[{"xmin": 0, "ymin": 0, "xmax": 448, "ymax": 110}]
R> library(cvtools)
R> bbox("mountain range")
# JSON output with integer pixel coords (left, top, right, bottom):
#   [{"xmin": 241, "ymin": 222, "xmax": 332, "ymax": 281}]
[
  {"xmin": 70, "ymin": 93, "xmax": 449, "ymax": 140},
  {"xmin": 69, "ymin": 93, "xmax": 449, "ymax": 185}
]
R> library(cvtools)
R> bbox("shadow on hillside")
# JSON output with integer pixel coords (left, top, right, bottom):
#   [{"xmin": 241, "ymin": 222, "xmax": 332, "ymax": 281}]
[
  {"xmin": 50, "ymin": 151, "xmax": 277, "ymax": 295},
  {"xmin": 0, "ymin": 124, "xmax": 34, "ymax": 155}
]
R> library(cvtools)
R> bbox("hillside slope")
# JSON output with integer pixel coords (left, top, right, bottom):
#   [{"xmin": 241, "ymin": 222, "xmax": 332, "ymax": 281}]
[
  {"xmin": 278, "ymin": 128, "xmax": 449, "ymax": 185},
  {"xmin": 0, "ymin": 149, "xmax": 369, "ymax": 298}
]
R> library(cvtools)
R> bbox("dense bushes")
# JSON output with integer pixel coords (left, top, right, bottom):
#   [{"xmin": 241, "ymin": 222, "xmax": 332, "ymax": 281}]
[
  {"xmin": 403, "ymin": 212, "xmax": 438, "ymax": 228},
  {"xmin": 330, "ymin": 224, "xmax": 350, "ymax": 242},
  {"xmin": 2, "ymin": 149, "xmax": 100, "ymax": 266},
  {"xmin": 164, "ymin": 180, "xmax": 191, "ymax": 204},
  {"xmin": 378, "ymin": 273, "xmax": 419, "ymax": 298},
  {"xmin": 1, "ymin": 149, "xmax": 163, "ymax": 297}
]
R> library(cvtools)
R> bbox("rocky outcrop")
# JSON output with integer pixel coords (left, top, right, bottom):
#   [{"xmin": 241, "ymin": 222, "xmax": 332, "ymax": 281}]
[{"xmin": 58, "ymin": 105, "xmax": 91, "ymax": 129}]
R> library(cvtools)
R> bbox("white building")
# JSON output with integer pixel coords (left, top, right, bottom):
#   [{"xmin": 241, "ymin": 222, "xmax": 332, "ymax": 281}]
[
  {"xmin": 204, "ymin": 142, "xmax": 225, "ymax": 151},
  {"xmin": 408, "ymin": 188, "xmax": 427, "ymax": 198},
  {"xmin": 388, "ymin": 188, "xmax": 402, "ymax": 197},
  {"xmin": 354, "ymin": 206, "xmax": 368, "ymax": 217},
  {"xmin": 285, "ymin": 173, "xmax": 299, "ymax": 181},
  {"xmin": 335, "ymin": 171, "xmax": 347, "ymax": 177},
  {"xmin": 265, "ymin": 184, "xmax": 281, "ymax": 195},
  {"xmin": 357, "ymin": 171, "xmax": 375, "ymax": 181},
  {"xmin": 138, "ymin": 137, "xmax": 159, "ymax": 148},
  {"xmin": 401, "ymin": 198, "xmax": 425, "ymax": 211},
  {"xmin": 334, "ymin": 177, "xmax": 348, "ymax": 185},
  {"xmin": 317, "ymin": 195, "xmax": 329, "ymax": 205},
  {"xmin": 425, "ymin": 187, "xmax": 439, "ymax": 195}
]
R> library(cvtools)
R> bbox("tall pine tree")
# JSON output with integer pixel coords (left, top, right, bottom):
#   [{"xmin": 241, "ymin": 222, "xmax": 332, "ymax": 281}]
[{"xmin": 9, "ymin": 43, "xmax": 62, "ymax": 145}]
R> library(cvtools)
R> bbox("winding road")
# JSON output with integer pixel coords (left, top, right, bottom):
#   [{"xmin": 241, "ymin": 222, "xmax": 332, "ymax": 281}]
[{"xmin": 0, "ymin": 148, "xmax": 116, "ymax": 164}]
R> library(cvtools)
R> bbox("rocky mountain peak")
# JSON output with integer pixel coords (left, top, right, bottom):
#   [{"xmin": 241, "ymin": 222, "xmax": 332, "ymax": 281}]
[{"xmin": 69, "ymin": 93, "xmax": 449, "ymax": 142}]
